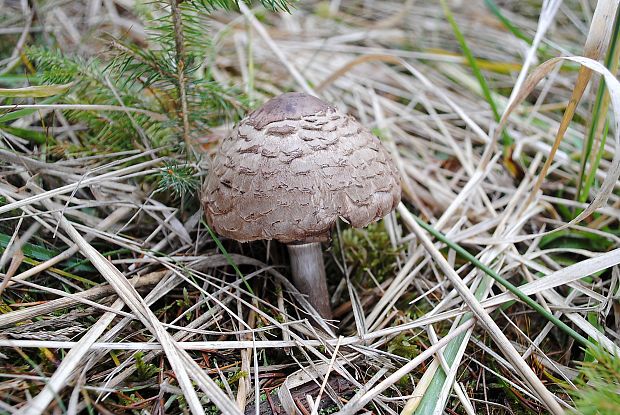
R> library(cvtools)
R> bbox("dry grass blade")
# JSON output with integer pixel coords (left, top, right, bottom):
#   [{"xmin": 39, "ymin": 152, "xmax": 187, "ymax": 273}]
[
  {"xmin": 522, "ymin": 2, "xmax": 615, "ymax": 214},
  {"xmin": 2, "ymin": 1, "xmax": 619, "ymax": 413},
  {"xmin": 0, "ymin": 104, "xmax": 166, "ymax": 119},
  {"xmin": 494, "ymin": 55, "xmax": 620, "ymax": 230},
  {"xmin": 20, "ymin": 298, "xmax": 125, "ymax": 415},
  {"xmin": 0, "ymin": 272, "xmax": 164, "ymax": 328},
  {"xmin": 0, "ymin": 156, "xmax": 161, "ymax": 216},
  {"xmin": 238, "ymin": 3, "xmax": 315, "ymax": 96},
  {"xmin": 485, "ymin": 248, "xmax": 620, "ymax": 308},
  {"xmin": 49, "ymin": 218, "xmax": 208, "ymax": 414},
  {"xmin": 0, "ymin": 338, "xmax": 363, "ymax": 351},
  {"xmin": 505, "ymin": 0, "xmax": 561, "ymax": 107},
  {"xmin": 427, "ymin": 325, "xmax": 475, "ymax": 415},
  {"xmin": 398, "ymin": 203, "xmax": 564, "ymax": 414},
  {"xmin": 5, "ymin": 207, "xmax": 133, "ymax": 286},
  {"xmin": 336, "ymin": 321, "xmax": 474, "ymax": 415},
  {"xmin": 25, "ymin": 190, "xmax": 240, "ymax": 415}
]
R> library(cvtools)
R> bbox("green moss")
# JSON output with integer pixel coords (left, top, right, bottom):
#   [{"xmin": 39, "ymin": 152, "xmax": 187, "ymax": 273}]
[
  {"xmin": 333, "ymin": 221, "xmax": 404, "ymax": 287},
  {"xmin": 133, "ymin": 351, "xmax": 160, "ymax": 381},
  {"xmin": 387, "ymin": 333, "xmax": 420, "ymax": 360},
  {"xmin": 227, "ymin": 370, "xmax": 248, "ymax": 385}
]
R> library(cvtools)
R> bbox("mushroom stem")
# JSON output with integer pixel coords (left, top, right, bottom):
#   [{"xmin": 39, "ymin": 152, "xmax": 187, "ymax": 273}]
[{"xmin": 286, "ymin": 242, "xmax": 332, "ymax": 320}]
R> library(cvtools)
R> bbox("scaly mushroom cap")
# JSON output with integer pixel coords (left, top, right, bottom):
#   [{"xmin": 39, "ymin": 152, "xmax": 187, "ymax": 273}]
[{"xmin": 202, "ymin": 92, "xmax": 401, "ymax": 243}]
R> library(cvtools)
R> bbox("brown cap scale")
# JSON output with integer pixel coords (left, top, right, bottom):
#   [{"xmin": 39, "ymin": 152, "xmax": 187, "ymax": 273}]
[{"xmin": 203, "ymin": 92, "xmax": 401, "ymax": 319}]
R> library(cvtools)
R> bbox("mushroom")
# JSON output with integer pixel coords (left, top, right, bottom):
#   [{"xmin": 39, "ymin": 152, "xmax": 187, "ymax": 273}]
[{"xmin": 202, "ymin": 92, "xmax": 401, "ymax": 319}]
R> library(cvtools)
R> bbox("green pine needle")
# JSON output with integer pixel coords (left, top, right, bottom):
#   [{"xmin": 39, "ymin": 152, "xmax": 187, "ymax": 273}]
[
  {"xmin": 158, "ymin": 162, "xmax": 198, "ymax": 199},
  {"xmin": 571, "ymin": 344, "xmax": 620, "ymax": 415}
]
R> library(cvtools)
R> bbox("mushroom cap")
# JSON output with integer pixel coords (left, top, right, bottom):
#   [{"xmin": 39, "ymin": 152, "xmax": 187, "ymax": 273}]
[{"xmin": 202, "ymin": 92, "xmax": 401, "ymax": 243}]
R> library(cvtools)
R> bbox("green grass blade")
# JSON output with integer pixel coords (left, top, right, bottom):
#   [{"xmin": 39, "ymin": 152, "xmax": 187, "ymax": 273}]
[
  {"xmin": 577, "ymin": 6, "xmax": 620, "ymax": 206},
  {"xmin": 204, "ymin": 222, "xmax": 254, "ymax": 296},
  {"xmin": 412, "ymin": 215, "xmax": 593, "ymax": 415},
  {"xmin": 413, "ymin": 274, "xmax": 489, "ymax": 414},
  {"xmin": 0, "ymin": 83, "xmax": 72, "ymax": 98},
  {"xmin": 0, "ymin": 95, "xmax": 61, "ymax": 123},
  {"xmin": 483, "ymin": 0, "xmax": 533, "ymax": 45},
  {"xmin": 0, "ymin": 124, "xmax": 51, "ymax": 145},
  {"xmin": 441, "ymin": 0, "xmax": 513, "ymax": 151},
  {"xmin": 0, "ymin": 74, "xmax": 42, "ymax": 84},
  {"xmin": 0, "ymin": 232, "xmax": 93, "ymax": 273},
  {"xmin": 414, "ymin": 215, "xmax": 592, "ymax": 347}
]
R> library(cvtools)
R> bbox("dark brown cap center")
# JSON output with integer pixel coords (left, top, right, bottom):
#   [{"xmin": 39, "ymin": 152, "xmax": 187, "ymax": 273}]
[{"xmin": 246, "ymin": 92, "xmax": 336, "ymax": 130}]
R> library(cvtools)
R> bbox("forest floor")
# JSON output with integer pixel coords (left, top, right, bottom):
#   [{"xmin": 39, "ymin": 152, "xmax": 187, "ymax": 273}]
[{"xmin": 0, "ymin": 1, "xmax": 619, "ymax": 414}]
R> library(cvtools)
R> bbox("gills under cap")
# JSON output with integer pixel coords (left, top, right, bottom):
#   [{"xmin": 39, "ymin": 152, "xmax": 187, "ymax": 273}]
[{"xmin": 202, "ymin": 92, "xmax": 401, "ymax": 243}]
